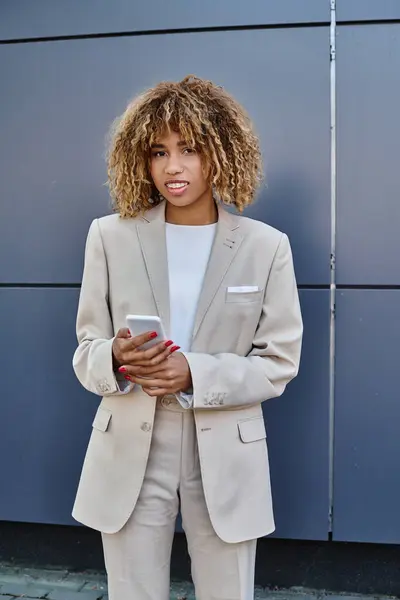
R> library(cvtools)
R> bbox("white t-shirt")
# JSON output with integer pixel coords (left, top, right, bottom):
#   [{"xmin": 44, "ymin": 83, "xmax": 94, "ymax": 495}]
[
  {"xmin": 166, "ymin": 223, "xmax": 217, "ymax": 353},
  {"xmin": 117, "ymin": 223, "xmax": 216, "ymax": 400}
]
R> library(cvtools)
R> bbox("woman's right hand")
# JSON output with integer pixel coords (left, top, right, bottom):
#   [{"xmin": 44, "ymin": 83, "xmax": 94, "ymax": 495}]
[{"xmin": 112, "ymin": 328, "xmax": 178, "ymax": 370}]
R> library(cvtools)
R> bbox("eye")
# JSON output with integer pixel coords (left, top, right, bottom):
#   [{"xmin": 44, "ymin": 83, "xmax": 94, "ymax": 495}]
[
  {"xmin": 151, "ymin": 150, "xmax": 166, "ymax": 158},
  {"xmin": 183, "ymin": 147, "xmax": 196, "ymax": 155}
]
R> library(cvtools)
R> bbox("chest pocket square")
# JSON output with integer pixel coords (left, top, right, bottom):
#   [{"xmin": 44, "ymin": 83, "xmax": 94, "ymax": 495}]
[{"xmin": 225, "ymin": 286, "xmax": 263, "ymax": 303}]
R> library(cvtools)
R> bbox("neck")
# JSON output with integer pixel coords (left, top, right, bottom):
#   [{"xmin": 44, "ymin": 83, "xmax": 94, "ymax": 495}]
[{"xmin": 165, "ymin": 194, "xmax": 218, "ymax": 226}]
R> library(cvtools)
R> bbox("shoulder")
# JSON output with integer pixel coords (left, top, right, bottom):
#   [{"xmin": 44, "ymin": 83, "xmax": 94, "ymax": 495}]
[
  {"xmin": 96, "ymin": 213, "xmax": 135, "ymax": 232},
  {"xmin": 90, "ymin": 213, "xmax": 142, "ymax": 239},
  {"xmin": 84, "ymin": 213, "xmax": 141, "ymax": 252},
  {"xmin": 232, "ymin": 213, "xmax": 286, "ymax": 247},
  {"xmin": 95, "ymin": 203, "xmax": 160, "ymax": 233},
  {"xmin": 232, "ymin": 213, "xmax": 293, "ymax": 269}
]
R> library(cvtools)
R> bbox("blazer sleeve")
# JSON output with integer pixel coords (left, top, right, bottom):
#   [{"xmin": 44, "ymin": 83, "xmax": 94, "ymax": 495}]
[
  {"xmin": 183, "ymin": 233, "xmax": 303, "ymax": 410},
  {"xmin": 72, "ymin": 219, "xmax": 134, "ymax": 397}
]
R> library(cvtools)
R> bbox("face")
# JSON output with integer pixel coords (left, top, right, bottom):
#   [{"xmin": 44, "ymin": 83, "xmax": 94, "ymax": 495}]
[{"xmin": 150, "ymin": 130, "xmax": 213, "ymax": 210}]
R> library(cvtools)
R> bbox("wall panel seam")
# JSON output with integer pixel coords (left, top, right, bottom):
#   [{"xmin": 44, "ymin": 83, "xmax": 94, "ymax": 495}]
[
  {"xmin": 328, "ymin": 0, "xmax": 337, "ymax": 535},
  {"xmin": 0, "ymin": 21, "xmax": 330, "ymax": 45}
]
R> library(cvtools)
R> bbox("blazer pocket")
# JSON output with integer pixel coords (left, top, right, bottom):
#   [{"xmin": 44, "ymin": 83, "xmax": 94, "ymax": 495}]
[
  {"xmin": 238, "ymin": 417, "xmax": 266, "ymax": 443},
  {"xmin": 225, "ymin": 288, "xmax": 263, "ymax": 304},
  {"xmin": 92, "ymin": 406, "xmax": 112, "ymax": 432}
]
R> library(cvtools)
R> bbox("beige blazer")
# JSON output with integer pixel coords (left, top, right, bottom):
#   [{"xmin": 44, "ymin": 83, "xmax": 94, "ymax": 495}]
[{"xmin": 72, "ymin": 202, "xmax": 303, "ymax": 543}]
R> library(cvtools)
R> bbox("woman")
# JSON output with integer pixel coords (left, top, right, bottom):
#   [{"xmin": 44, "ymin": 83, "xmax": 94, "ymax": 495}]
[{"xmin": 72, "ymin": 75, "xmax": 303, "ymax": 600}]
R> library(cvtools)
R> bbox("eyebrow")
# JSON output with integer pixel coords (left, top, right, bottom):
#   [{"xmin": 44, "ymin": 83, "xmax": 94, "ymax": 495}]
[{"xmin": 150, "ymin": 140, "xmax": 188, "ymax": 149}]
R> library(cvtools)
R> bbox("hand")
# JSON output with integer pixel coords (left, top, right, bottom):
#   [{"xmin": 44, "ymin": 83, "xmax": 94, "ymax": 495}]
[
  {"xmin": 112, "ymin": 328, "xmax": 179, "ymax": 371},
  {"xmin": 123, "ymin": 352, "xmax": 192, "ymax": 397}
]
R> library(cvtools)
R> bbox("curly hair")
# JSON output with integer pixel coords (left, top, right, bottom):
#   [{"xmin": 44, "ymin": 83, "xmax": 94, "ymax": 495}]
[{"xmin": 107, "ymin": 75, "xmax": 263, "ymax": 218}]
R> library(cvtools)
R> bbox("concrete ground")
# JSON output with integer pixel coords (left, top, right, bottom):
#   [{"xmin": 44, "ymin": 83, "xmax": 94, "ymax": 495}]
[{"xmin": 0, "ymin": 564, "xmax": 397, "ymax": 600}]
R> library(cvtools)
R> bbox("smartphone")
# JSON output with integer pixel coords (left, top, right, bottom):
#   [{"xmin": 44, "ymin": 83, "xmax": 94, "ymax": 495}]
[{"xmin": 126, "ymin": 314, "xmax": 167, "ymax": 351}]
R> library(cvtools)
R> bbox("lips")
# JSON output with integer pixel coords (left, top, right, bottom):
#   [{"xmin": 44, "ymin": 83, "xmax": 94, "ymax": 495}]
[
  {"xmin": 165, "ymin": 180, "xmax": 189, "ymax": 189},
  {"xmin": 165, "ymin": 180, "xmax": 189, "ymax": 195}
]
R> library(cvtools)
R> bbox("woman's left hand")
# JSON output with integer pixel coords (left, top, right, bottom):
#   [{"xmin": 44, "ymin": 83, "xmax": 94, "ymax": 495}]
[{"xmin": 123, "ymin": 352, "xmax": 192, "ymax": 396}]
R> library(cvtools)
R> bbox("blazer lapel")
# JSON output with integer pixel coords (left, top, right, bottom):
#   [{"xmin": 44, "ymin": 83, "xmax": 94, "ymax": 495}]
[
  {"xmin": 136, "ymin": 202, "xmax": 171, "ymax": 336},
  {"xmin": 192, "ymin": 206, "xmax": 243, "ymax": 341}
]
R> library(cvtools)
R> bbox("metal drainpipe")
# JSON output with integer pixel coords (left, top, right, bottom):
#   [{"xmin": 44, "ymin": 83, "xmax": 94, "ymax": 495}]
[{"xmin": 328, "ymin": 0, "xmax": 337, "ymax": 535}]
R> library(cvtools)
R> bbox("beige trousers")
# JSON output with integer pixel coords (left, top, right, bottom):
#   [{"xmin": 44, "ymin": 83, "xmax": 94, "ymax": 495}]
[{"xmin": 102, "ymin": 396, "xmax": 257, "ymax": 600}]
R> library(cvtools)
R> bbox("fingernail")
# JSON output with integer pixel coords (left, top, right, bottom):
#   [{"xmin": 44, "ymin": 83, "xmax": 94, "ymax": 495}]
[
  {"xmin": 165, "ymin": 340, "xmax": 174, "ymax": 347},
  {"xmin": 170, "ymin": 345, "xmax": 180, "ymax": 353},
  {"xmin": 149, "ymin": 331, "xmax": 158, "ymax": 339},
  {"xmin": 124, "ymin": 375, "xmax": 132, "ymax": 381},
  {"xmin": 118, "ymin": 367, "xmax": 126, "ymax": 373}
]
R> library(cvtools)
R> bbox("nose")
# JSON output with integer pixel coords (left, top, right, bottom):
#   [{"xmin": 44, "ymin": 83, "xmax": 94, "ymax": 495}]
[{"xmin": 165, "ymin": 154, "xmax": 184, "ymax": 175}]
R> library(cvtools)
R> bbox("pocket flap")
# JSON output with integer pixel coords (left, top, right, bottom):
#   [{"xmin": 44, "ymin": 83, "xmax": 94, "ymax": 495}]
[
  {"xmin": 92, "ymin": 407, "xmax": 112, "ymax": 432},
  {"xmin": 238, "ymin": 417, "xmax": 266, "ymax": 443}
]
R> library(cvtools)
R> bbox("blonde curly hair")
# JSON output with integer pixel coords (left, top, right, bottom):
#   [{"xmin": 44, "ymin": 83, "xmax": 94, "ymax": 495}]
[{"xmin": 107, "ymin": 75, "xmax": 263, "ymax": 218}]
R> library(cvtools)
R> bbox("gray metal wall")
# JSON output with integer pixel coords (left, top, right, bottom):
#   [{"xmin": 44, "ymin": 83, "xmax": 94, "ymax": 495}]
[{"xmin": 0, "ymin": 1, "xmax": 399, "ymax": 544}]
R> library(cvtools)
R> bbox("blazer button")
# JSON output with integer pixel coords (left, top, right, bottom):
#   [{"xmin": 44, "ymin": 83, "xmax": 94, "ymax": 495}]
[{"xmin": 140, "ymin": 422, "xmax": 152, "ymax": 433}]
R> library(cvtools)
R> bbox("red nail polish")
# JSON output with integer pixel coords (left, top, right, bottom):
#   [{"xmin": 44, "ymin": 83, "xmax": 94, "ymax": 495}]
[
  {"xmin": 149, "ymin": 331, "xmax": 158, "ymax": 339},
  {"xmin": 124, "ymin": 375, "xmax": 132, "ymax": 381},
  {"xmin": 165, "ymin": 340, "xmax": 174, "ymax": 347},
  {"xmin": 118, "ymin": 367, "xmax": 126, "ymax": 373},
  {"xmin": 170, "ymin": 345, "xmax": 180, "ymax": 353}
]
